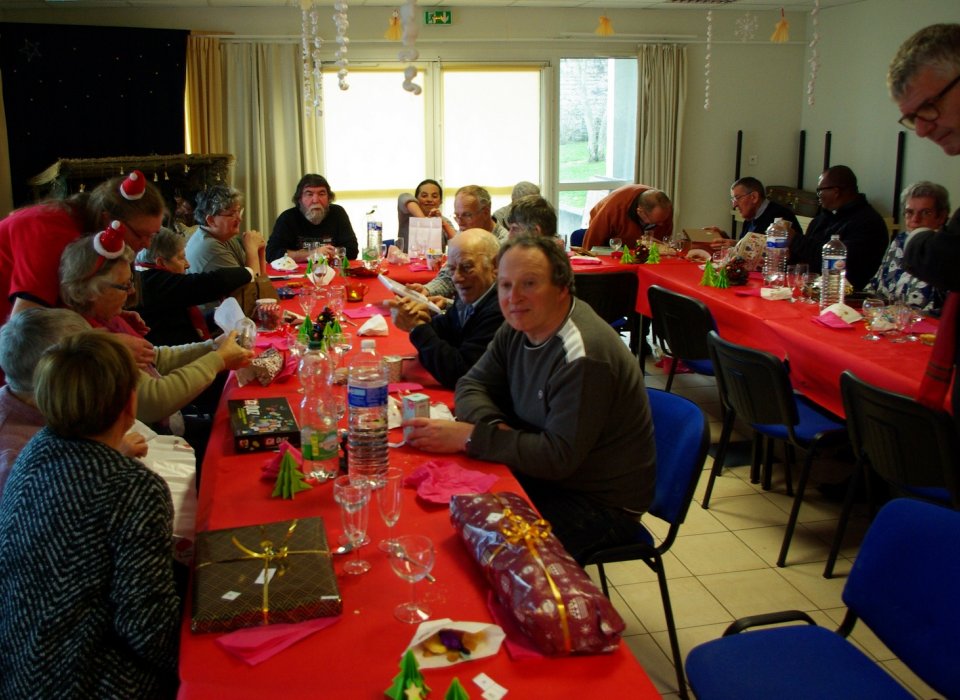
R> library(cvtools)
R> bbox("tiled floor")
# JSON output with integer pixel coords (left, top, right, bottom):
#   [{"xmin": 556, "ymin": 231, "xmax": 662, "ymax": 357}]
[{"xmin": 588, "ymin": 359, "xmax": 940, "ymax": 699}]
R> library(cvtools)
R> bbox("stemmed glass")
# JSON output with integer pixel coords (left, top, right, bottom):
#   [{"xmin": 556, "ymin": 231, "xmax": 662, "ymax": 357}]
[
  {"xmin": 787, "ymin": 264, "xmax": 809, "ymax": 303},
  {"xmin": 861, "ymin": 298, "xmax": 886, "ymax": 341},
  {"xmin": 335, "ymin": 478, "xmax": 372, "ymax": 574},
  {"xmin": 388, "ymin": 535, "xmax": 435, "ymax": 623},
  {"xmin": 300, "ymin": 286, "xmax": 319, "ymax": 321},
  {"xmin": 327, "ymin": 285, "xmax": 347, "ymax": 324},
  {"xmin": 377, "ymin": 467, "xmax": 403, "ymax": 553},
  {"xmin": 333, "ymin": 475, "xmax": 370, "ymax": 548},
  {"xmin": 888, "ymin": 303, "xmax": 909, "ymax": 343}
]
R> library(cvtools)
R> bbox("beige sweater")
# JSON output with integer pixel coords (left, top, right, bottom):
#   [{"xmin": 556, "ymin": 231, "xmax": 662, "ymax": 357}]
[{"xmin": 136, "ymin": 341, "xmax": 225, "ymax": 424}]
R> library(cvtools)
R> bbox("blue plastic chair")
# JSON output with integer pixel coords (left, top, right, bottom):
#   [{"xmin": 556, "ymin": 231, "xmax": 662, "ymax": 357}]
[
  {"xmin": 647, "ymin": 285, "xmax": 716, "ymax": 392},
  {"xmin": 704, "ymin": 332, "xmax": 847, "ymax": 566},
  {"xmin": 686, "ymin": 499, "xmax": 960, "ymax": 699},
  {"xmin": 584, "ymin": 388, "xmax": 710, "ymax": 700},
  {"xmin": 569, "ymin": 228, "xmax": 586, "ymax": 247},
  {"xmin": 823, "ymin": 371, "xmax": 960, "ymax": 577}
]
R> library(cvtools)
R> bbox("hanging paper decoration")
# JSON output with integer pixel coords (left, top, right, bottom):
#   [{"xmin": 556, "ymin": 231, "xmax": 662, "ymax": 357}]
[
  {"xmin": 770, "ymin": 8, "xmax": 789, "ymax": 43},
  {"xmin": 704, "ymin": 10, "xmax": 712, "ymax": 111},
  {"xmin": 385, "ymin": 9, "xmax": 402, "ymax": 41},
  {"xmin": 333, "ymin": 0, "xmax": 350, "ymax": 90},
  {"xmin": 807, "ymin": 0, "xmax": 821, "ymax": 106},
  {"xmin": 398, "ymin": 0, "xmax": 422, "ymax": 95},
  {"xmin": 301, "ymin": 0, "xmax": 324, "ymax": 116},
  {"xmin": 734, "ymin": 12, "xmax": 758, "ymax": 42},
  {"xmin": 595, "ymin": 15, "xmax": 615, "ymax": 37}
]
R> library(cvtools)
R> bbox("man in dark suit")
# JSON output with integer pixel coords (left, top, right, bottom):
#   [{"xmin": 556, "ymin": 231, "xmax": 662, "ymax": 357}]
[
  {"xmin": 391, "ymin": 229, "xmax": 503, "ymax": 389},
  {"xmin": 707, "ymin": 176, "xmax": 802, "ymax": 246}
]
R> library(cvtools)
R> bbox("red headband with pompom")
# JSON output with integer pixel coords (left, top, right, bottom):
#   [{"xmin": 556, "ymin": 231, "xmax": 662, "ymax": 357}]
[
  {"xmin": 86, "ymin": 221, "xmax": 128, "ymax": 279},
  {"xmin": 120, "ymin": 170, "xmax": 146, "ymax": 201}
]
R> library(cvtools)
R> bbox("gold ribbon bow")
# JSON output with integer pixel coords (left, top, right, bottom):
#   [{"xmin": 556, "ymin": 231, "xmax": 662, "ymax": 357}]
[
  {"xmin": 231, "ymin": 520, "xmax": 300, "ymax": 625},
  {"xmin": 498, "ymin": 508, "xmax": 571, "ymax": 653}
]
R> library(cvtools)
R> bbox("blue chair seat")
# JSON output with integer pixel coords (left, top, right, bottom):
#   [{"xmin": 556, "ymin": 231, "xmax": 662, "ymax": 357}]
[
  {"xmin": 753, "ymin": 395, "xmax": 844, "ymax": 444},
  {"xmin": 687, "ymin": 625, "xmax": 913, "ymax": 699},
  {"xmin": 684, "ymin": 358, "xmax": 714, "ymax": 376}
]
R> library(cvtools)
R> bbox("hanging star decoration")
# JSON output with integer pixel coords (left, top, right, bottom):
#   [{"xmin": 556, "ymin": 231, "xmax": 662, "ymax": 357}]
[
  {"xmin": 734, "ymin": 12, "xmax": 758, "ymax": 42},
  {"xmin": 770, "ymin": 8, "xmax": 789, "ymax": 43},
  {"xmin": 385, "ymin": 9, "xmax": 403, "ymax": 41},
  {"xmin": 19, "ymin": 39, "xmax": 41, "ymax": 63},
  {"xmin": 704, "ymin": 10, "xmax": 713, "ymax": 111},
  {"xmin": 807, "ymin": 0, "xmax": 821, "ymax": 106},
  {"xmin": 595, "ymin": 15, "xmax": 615, "ymax": 37}
]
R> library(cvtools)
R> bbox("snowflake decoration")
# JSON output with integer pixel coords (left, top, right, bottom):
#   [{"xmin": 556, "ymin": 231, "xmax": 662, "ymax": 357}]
[
  {"xmin": 734, "ymin": 12, "xmax": 758, "ymax": 42},
  {"xmin": 807, "ymin": 0, "xmax": 822, "ymax": 106},
  {"xmin": 703, "ymin": 10, "xmax": 713, "ymax": 111}
]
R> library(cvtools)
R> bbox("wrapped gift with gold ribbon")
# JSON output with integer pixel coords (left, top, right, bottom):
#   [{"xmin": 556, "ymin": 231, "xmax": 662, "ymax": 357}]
[
  {"xmin": 449, "ymin": 492, "xmax": 625, "ymax": 655},
  {"xmin": 191, "ymin": 517, "xmax": 341, "ymax": 633}
]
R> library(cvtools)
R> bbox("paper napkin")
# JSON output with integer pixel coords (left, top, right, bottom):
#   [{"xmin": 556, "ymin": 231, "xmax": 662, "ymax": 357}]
[
  {"xmin": 403, "ymin": 460, "xmax": 499, "ymax": 505},
  {"xmin": 270, "ymin": 255, "xmax": 298, "ymax": 272},
  {"xmin": 216, "ymin": 616, "xmax": 342, "ymax": 666},
  {"xmin": 358, "ymin": 314, "xmax": 389, "ymax": 336}
]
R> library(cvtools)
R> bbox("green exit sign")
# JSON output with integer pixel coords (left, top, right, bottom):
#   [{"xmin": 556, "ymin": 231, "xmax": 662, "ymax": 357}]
[{"xmin": 424, "ymin": 10, "xmax": 452, "ymax": 25}]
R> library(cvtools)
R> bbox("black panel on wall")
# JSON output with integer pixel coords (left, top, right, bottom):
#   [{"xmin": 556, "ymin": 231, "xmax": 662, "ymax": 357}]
[{"xmin": 0, "ymin": 22, "xmax": 188, "ymax": 207}]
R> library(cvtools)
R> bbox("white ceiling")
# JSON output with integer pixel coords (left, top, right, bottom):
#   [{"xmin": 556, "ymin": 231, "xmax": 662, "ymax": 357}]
[{"xmin": 2, "ymin": 0, "xmax": 862, "ymax": 12}]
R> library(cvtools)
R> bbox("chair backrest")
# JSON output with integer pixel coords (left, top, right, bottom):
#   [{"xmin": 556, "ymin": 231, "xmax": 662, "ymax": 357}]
[
  {"xmin": 573, "ymin": 272, "xmax": 639, "ymax": 326},
  {"xmin": 843, "ymin": 499, "xmax": 960, "ymax": 699},
  {"xmin": 840, "ymin": 371, "xmax": 960, "ymax": 508},
  {"xmin": 648, "ymin": 285, "xmax": 716, "ymax": 362},
  {"xmin": 569, "ymin": 228, "xmax": 587, "ymax": 247},
  {"xmin": 706, "ymin": 331, "xmax": 799, "ymax": 428},
  {"xmin": 647, "ymin": 389, "xmax": 710, "ymax": 545}
]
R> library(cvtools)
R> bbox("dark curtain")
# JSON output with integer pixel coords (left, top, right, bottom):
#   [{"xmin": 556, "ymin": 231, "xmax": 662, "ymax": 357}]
[{"xmin": 0, "ymin": 22, "xmax": 188, "ymax": 206}]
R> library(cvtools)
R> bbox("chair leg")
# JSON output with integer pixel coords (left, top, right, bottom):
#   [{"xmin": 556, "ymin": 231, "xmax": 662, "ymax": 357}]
[
  {"xmin": 749, "ymin": 433, "xmax": 763, "ymax": 484},
  {"xmin": 783, "ymin": 444, "xmax": 796, "ymax": 498},
  {"xmin": 702, "ymin": 410, "xmax": 735, "ymax": 509},
  {"xmin": 665, "ymin": 357, "xmax": 678, "ymax": 393},
  {"xmin": 654, "ymin": 556, "xmax": 689, "ymax": 700},
  {"xmin": 777, "ymin": 449, "xmax": 816, "ymax": 567},
  {"xmin": 762, "ymin": 438, "xmax": 775, "ymax": 491},
  {"xmin": 824, "ymin": 462, "xmax": 864, "ymax": 578},
  {"xmin": 597, "ymin": 562, "xmax": 610, "ymax": 598}
]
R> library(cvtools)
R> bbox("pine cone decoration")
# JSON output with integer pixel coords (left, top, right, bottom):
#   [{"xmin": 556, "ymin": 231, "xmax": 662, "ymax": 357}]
[{"xmin": 725, "ymin": 256, "xmax": 750, "ymax": 286}]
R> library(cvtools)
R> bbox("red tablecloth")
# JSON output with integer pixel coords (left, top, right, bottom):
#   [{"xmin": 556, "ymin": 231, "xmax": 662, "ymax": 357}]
[
  {"xmin": 632, "ymin": 259, "xmax": 936, "ymax": 417},
  {"xmin": 178, "ymin": 281, "xmax": 660, "ymax": 699}
]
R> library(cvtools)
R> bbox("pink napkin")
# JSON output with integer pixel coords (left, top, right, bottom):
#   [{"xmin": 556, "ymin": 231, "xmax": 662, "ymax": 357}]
[
  {"xmin": 485, "ymin": 591, "xmax": 544, "ymax": 660},
  {"xmin": 811, "ymin": 311, "xmax": 854, "ymax": 329},
  {"xmin": 570, "ymin": 256, "xmax": 603, "ymax": 265},
  {"xmin": 734, "ymin": 288, "xmax": 762, "ymax": 297},
  {"xmin": 216, "ymin": 616, "xmax": 342, "ymax": 666},
  {"xmin": 408, "ymin": 263, "xmax": 430, "ymax": 272},
  {"xmin": 403, "ymin": 459, "xmax": 499, "ymax": 504},
  {"xmin": 343, "ymin": 304, "xmax": 384, "ymax": 319},
  {"xmin": 261, "ymin": 440, "xmax": 304, "ymax": 481},
  {"xmin": 255, "ymin": 333, "xmax": 291, "ymax": 350},
  {"xmin": 390, "ymin": 381, "xmax": 423, "ymax": 393}
]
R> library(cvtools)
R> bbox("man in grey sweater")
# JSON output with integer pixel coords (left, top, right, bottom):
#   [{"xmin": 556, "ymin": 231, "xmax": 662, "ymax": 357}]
[{"xmin": 405, "ymin": 235, "xmax": 655, "ymax": 563}]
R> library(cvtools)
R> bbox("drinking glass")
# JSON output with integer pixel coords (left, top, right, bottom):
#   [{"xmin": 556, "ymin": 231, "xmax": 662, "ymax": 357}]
[
  {"xmin": 609, "ymin": 237, "xmax": 623, "ymax": 253},
  {"xmin": 888, "ymin": 303, "xmax": 909, "ymax": 343},
  {"xmin": 787, "ymin": 264, "xmax": 809, "ymax": 302},
  {"xmin": 299, "ymin": 286, "xmax": 319, "ymax": 320},
  {"xmin": 337, "ymin": 480, "xmax": 371, "ymax": 575},
  {"xmin": 388, "ymin": 535, "xmax": 435, "ymax": 623},
  {"xmin": 377, "ymin": 467, "xmax": 404, "ymax": 553},
  {"xmin": 902, "ymin": 306, "xmax": 922, "ymax": 343},
  {"xmin": 327, "ymin": 285, "xmax": 346, "ymax": 322},
  {"xmin": 333, "ymin": 475, "xmax": 370, "ymax": 547},
  {"xmin": 335, "ymin": 247, "xmax": 348, "ymax": 273},
  {"xmin": 861, "ymin": 298, "xmax": 885, "ymax": 341}
]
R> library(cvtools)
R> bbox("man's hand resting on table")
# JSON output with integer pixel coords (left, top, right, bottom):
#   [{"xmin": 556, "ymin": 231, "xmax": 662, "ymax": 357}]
[{"xmin": 404, "ymin": 417, "xmax": 475, "ymax": 453}]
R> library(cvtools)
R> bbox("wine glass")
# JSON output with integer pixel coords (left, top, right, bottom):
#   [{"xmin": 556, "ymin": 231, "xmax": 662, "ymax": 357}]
[
  {"xmin": 377, "ymin": 467, "xmax": 403, "ymax": 553},
  {"xmin": 887, "ymin": 302, "xmax": 909, "ymax": 343},
  {"xmin": 388, "ymin": 534, "xmax": 435, "ymax": 623},
  {"xmin": 787, "ymin": 264, "xmax": 809, "ymax": 302},
  {"xmin": 861, "ymin": 298, "xmax": 885, "ymax": 341},
  {"xmin": 337, "ymin": 480, "xmax": 372, "ymax": 575},
  {"xmin": 327, "ymin": 285, "xmax": 346, "ymax": 323},
  {"xmin": 299, "ymin": 286, "xmax": 319, "ymax": 320},
  {"xmin": 333, "ymin": 475, "xmax": 370, "ymax": 547}
]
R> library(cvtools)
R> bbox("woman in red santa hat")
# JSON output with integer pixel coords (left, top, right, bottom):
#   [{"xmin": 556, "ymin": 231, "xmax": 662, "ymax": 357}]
[{"xmin": 0, "ymin": 170, "xmax": 163, "ymax": 366}]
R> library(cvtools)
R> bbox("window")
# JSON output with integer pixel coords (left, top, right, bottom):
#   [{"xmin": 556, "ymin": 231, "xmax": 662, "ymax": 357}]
[
  {"xmin": 557, "ymin": 58, "xmax": 637, "ymax": 235},
  {"xmin": 321, "ymin": 64, "xmax": 542, "ymax": 243}
]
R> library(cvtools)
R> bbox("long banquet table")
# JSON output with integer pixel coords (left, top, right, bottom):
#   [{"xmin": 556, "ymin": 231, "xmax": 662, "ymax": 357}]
[
  {"xmin": 629, "ymin": 257, "xmax": 938, "ymax": 418},
  {"xmin": 177, "ymin": 268, "xmax": 661, "ymax": 699}
]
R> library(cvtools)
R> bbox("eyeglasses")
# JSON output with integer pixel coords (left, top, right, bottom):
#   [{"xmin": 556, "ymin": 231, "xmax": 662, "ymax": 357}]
[
  {"xmin": 904, "ymin": 207, "xmax": 937, "ymax": 219},
  {"xmin": 730, "ymin": 192, "xmax": 754, "ymax": 203},
  {"xmin": 898, "ymin": 74, "xmax": 960, "ymax": 129},
  {"xmin": 217, "ymin": 207, "xmax": 245, "ymax": 220},
  {"xmin": 453, "ymin": 210, "xmax": 479, "ymax": 222},
  {"xmin": 108, "ymin": 281, "xmax": 136, "ymax": 293},
  {"xmin": 816, "ymin": 186, "xmax": 840, "ymax": 195}
]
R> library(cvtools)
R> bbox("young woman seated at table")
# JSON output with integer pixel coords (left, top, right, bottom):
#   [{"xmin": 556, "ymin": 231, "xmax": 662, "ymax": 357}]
[
  {"xmin": 398, "ymin": 178, "xmax": 457, "ymax": 250},
  {"xmin": 59, "ymin": 228, "xmax": 253, "ymax": 442},
  {"xmin": 136, "ymin": 227, "xmax": 255, "ymax": 347},
  {"xmin": 0, "ymin": 331, "xmax": 181, "ymax": 699},
  {"xmin": 861, "ymin": 181, "xmax": 949, "ymax": 314}
]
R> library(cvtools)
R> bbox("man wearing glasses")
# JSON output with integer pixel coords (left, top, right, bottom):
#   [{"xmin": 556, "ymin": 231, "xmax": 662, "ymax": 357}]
[
  {"xmin": 185, "ymin": 185, "xmax": 266, "ymax": 277},
  {"xmin": 580, "ymin": 185, "xmax": 673, "ymax": 252},
  {"xmin": 786, "ymin": 165, "xmax": 887, "ymax": 290},
  {"xmin": 890, "ymin": 23, "xmax": 960, "ymax": 420},
  {"xmin": 707, "ymin": 177, "xmax": 802, "ymax": 247}
]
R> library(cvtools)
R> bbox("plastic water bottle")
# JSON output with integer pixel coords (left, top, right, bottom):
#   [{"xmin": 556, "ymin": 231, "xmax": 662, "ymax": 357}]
[
  {"xmin": 347, "ymin": 338, "xmax": 389, "ymax": 487},
  {"xmin": 763, "ymin": 218, "xmax": 789, "ymax": 287},
  {"xmin": 299, "ymin": 340, "xmax": 332, "ymax": 395},
  {"xmin": 819, "ymin": 234, "xmax": 848, "ymax": 312},
  {"xmin": 300, "ymin": 396, "xmax": 340, "ymax": 480},
  {"xmin": 364, "ymin": 209, "xmax": 382, "ymax": 267}
]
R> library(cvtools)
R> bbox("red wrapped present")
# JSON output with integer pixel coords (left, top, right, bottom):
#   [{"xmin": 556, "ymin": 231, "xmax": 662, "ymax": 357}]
[{"xmin": 449, "ymin": 492, "xmax": 625, "ymax": 655}]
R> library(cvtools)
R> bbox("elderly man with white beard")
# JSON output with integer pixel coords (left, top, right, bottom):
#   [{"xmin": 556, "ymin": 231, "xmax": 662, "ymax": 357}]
[{"xmin": 266, "ymin": 174, "xmax": 359, "ymax": 263}]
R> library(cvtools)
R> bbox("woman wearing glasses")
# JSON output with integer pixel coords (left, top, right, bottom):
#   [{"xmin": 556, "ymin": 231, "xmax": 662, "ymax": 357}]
[
  {"xmin": 59, "ymin": 229, "xmax": 252, "ymax": 440},
  {"xmin": 184, "ymin": 184, "xmax": 267, "ymax": 276}
]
